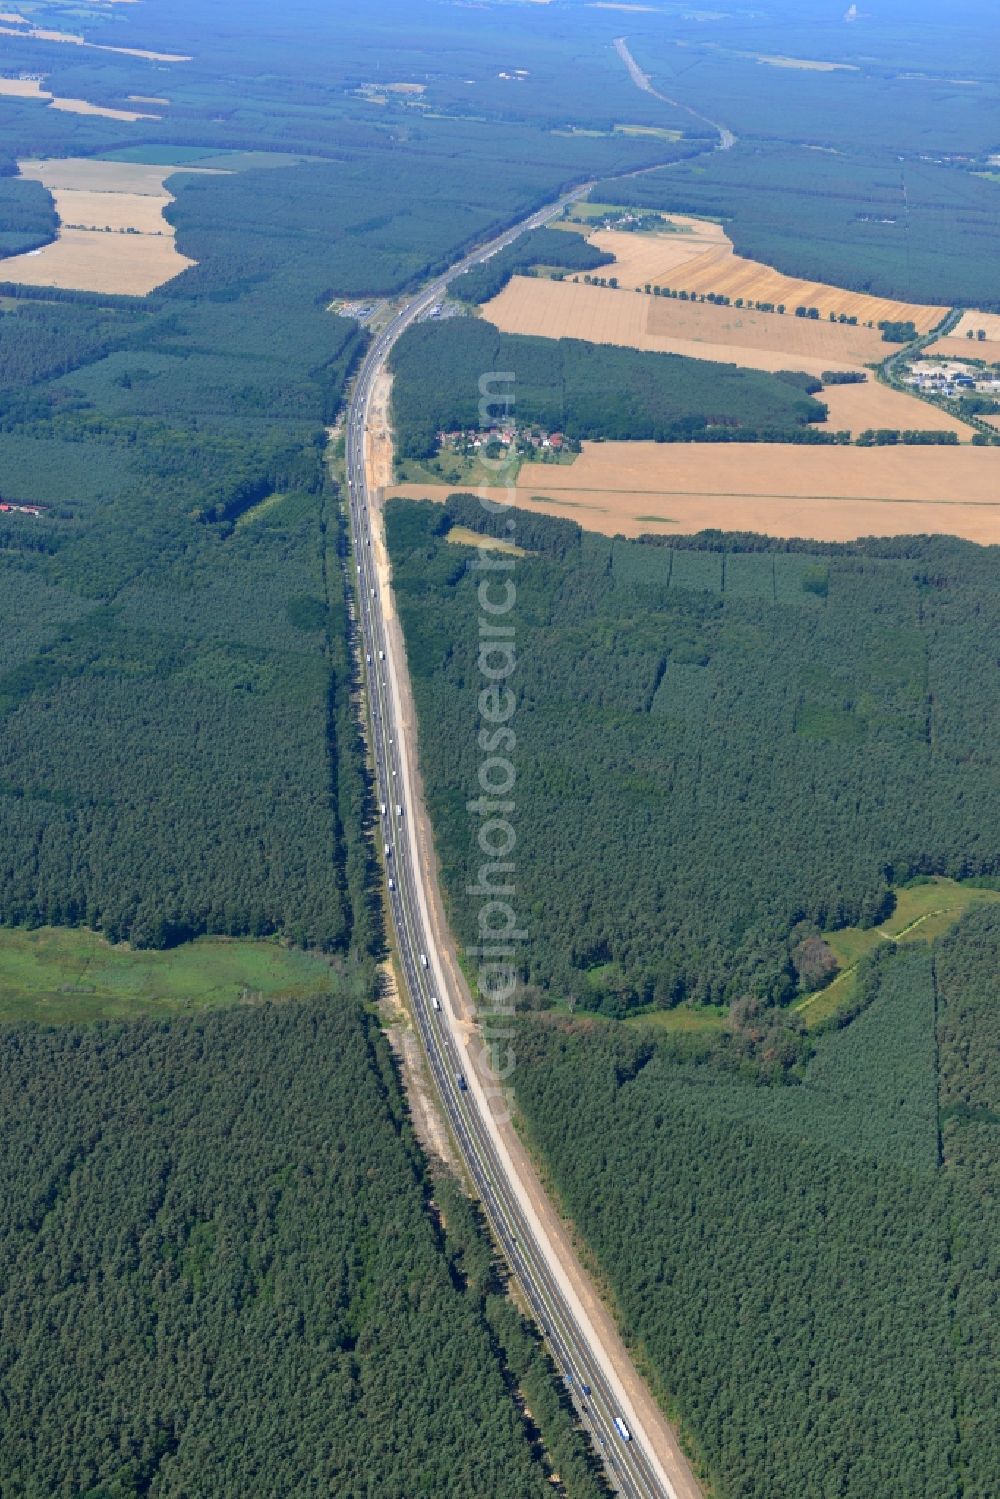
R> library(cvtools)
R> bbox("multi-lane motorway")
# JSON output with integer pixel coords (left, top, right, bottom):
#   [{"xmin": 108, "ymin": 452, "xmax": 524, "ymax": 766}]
[{"xmin": 343, "ymin": 194, "xmax": 700, "ymax": 1499}]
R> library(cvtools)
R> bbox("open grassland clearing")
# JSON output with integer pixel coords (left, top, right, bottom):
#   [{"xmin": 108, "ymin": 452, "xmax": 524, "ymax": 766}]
[
  {"xmin": 19, "ymin": 157, "xmax": 191, "ymax": 195},
  {"xmin": 795, "ymin": 880, "xmax": 1000, "ymax": 1027},
  {"xmin": 821, "ymin": 380, "xmax": 975, "ymax": 439},
  {"xmin": 445, "ymin": 524, "xmax": 528, "ymax": 556},
  {"xmin": 753, "ymin": 53, "xmax": 859, "ymax": 71},
  {"xmin": 388, "ymin": 440, "xmax": 1000, "ymax": 542},
  {"xmin": 0, "ymin": 926, "xmax": 341, "ymax": 1025},
  {"xmin": 0, "ymin": 157, "xmax": 212, "ymax": 293},
  {"xmin": 485, "ymin": 277, "xmax": 902, "ymax": 377}
]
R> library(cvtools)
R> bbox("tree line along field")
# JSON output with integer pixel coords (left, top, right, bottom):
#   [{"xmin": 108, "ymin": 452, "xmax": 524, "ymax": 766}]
[
  {"xmin": 0, "ymin": 996, "xmax": 610, "ymax": 1498},
  {"xmin": 578, "ymin": 222, "xmax": 946, "ymax": 333},
  {"xmin": 481, "ymin": 274, "xmax": 913, "ymax": 380},
  {"xmin": 386, "ymin": 498, "xmax": 1000, "ymax": 1015},
  {"xmin": 513, "ymin": 906, "xmax": 1000, "ymax": 1499}
]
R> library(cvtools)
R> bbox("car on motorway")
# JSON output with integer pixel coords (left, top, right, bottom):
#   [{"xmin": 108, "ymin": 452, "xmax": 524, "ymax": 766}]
[{"xmin": 614, "ymin": 1417, "xmax": 632, "ymax": 1443}]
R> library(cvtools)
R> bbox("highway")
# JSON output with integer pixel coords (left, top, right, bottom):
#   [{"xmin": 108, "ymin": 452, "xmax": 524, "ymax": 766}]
[{"xmin": 343, "ymin": 193, "xmax": 703, "ymax": 1499}]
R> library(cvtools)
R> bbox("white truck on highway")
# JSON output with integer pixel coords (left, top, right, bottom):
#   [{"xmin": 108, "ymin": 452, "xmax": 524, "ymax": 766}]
[
  {"xmin": 614, "ymin": 1417, "xmax": 631, "ymax": 1443},
  {"xmin": 419, "ymin": 953, "xmax": 428, "ymax": 969}
]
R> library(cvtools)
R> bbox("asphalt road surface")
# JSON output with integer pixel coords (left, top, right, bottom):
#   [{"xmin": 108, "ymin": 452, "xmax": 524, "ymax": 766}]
[{"xmin": 343, "ymin": 192, "xmax": 704, "ymax": 1499}]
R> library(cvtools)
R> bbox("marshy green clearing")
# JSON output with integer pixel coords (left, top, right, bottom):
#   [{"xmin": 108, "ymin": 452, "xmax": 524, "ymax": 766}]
[{"xmin": 0, "ymin": 926, "xmax": 344, "ymax": 1024}]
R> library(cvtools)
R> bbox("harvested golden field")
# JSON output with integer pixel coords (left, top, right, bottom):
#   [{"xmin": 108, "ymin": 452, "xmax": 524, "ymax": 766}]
[
  {"xmin": 588, "ymin": 224, "xmax": 946, "ymax": 333},
  {"xmin": 487, "ymin": 276, "xmax": 648, "ymax": 345},
  {"xmin": 52, "ymin": 187, "xmax": 172, "ymax": 234},
  {"xmin": 0, "ymin": 227, "xmax": 194, "ymax": 294},
  {"xmin": 924, "ymin": 335, "xmax": 996, "ymax": 361},
  {"xmin": 588, "ymin": 220, "xmax": 727, "ymax": 285},
  {"xmin": 50, "ymin": 97, "xmax": 157, "ymax": 120},
  {"xmin": 646, "ymin": 293, "xmax": 886, "ymax": 369},
  {"xmin": 387, "ymin": 441, "xmax": 1000, "ymax": 544},
  {"xmin": 0, "ymin": 77, "xmax": 45, "ymax": 97},
  {"xmin": 2, "ymin": 159, "xmax": 204, "ymax": 294},
  {"xmin": 0, "ymin": 76, "xmax": 156, "ymax": 118},
  {"xmin": 951, "ymin": 310, "xmax": 1000, "ymax": 342},
  {"xmin": 820, "ymin": 381, "xmax": 975, "ymax": 439},
  {"xmin": 485, "ymin": 277, "xmax": 885, "ymax": 376}
]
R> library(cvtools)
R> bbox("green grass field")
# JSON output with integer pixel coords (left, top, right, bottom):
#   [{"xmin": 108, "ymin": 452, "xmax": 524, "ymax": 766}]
[
  {"xmin": 795, "ymin": 879, "xmax": 1000, "ymax": 1027},
  {"xmin": 0, "ymin": 927, "xmax": 347, "ymax": 1025},
  {"xmin": 626, "ymin": 1005, "xmax": 727, "ymax": 1036}
]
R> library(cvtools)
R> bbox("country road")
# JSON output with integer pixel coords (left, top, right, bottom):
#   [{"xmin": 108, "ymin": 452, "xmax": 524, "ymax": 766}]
[
  {"xmin": 614, "ymin": 35, "xmax": 736, "ymax": 151},
  {"xmin": 343, "ymin": 190, "xmax": 705, "ymax": 1499}
]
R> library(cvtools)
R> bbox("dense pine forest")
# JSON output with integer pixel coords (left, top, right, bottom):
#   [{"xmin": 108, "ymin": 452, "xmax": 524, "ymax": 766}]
[
  {"xmin": 390, "ymin": 321, "xmax": 828, "ymax": 458},
  {"xmin": 514, "ymin": 906, "xmax": 1000, "ymax": 1498},
  {"xmin": 0, "ymin": 996, "xmax": 608, "ymax": 1498},
  {"xmin": 387, "ymin": 499, "xmax": 1000, "ymax": 1012},
  {"xmin": 591, "ymin": 142, "xmax": 1000, "ymax": 311},
  {"xmin": 449, "ymin": 228, "xmax": 614, "ymax": 305},
  {"xmin": 2, "ymin": 0, "xmax": 999, "ymax": 1494}
]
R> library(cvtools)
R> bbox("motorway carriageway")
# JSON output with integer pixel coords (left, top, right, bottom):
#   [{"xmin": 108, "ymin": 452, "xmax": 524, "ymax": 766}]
[{"xmin": 343, "ymin": 191, "xmax": 694, "ymax": 1499}]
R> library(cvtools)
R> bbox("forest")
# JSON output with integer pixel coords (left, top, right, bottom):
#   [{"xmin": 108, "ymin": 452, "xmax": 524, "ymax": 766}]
[
  {"xmin": 386, "ymin": 499, "xmax": 1000, "ymax": 1012},
  {"xmin": 0, "ymin": 996, "xmax": 608, "ymax": 1498},
  {"xmin": 591, "ymin": 142, "xmax": 1000, "ymax": 310},
  {"xmin": 390, "ymin": 321, "xmax": 827, "ymax": 458},
  {"xmin": 449, "ymin": 228, "xmax": 613, "ymax": 305},
  {"xmin": 0, "ymin": 0, "xmax": 684, "ymax": 955},
  {"xmin": 512, "ymin": 905, "xmax": 1000, "ymax": 1498}
]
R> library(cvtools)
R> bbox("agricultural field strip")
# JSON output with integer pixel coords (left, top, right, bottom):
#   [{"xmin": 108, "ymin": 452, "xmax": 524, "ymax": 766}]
[
  {"xmin": 0, "ymin": 76, "xmax": 159, "ymax": 119},
  {"xmin": 485, "ymin": 277, "xmax": 956, "ymax": 390},
  {"xmin": 586, "ymin": 224, "xmax": 945, "ymax": 331},
  {"xmin": 388, "ymin": 436, "xmax": 1000, "ymax": 543},
  {"xmin": 1, "ymin": 158, "xmax": 225, "ymax": 292}
]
